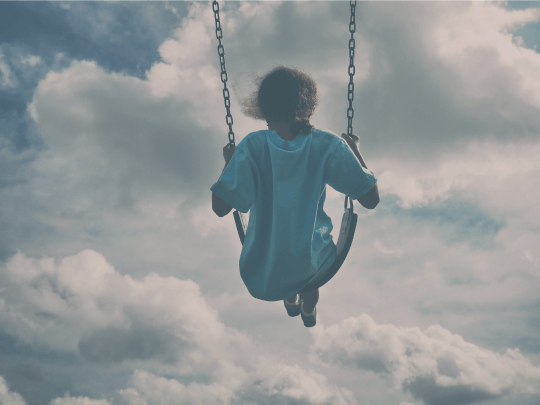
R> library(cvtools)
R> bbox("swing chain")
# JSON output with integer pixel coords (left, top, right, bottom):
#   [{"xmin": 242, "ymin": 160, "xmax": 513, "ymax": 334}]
[
  {"xmin": 347, "ymin": 0, "xmax": 357, "ymax": 138},
  {"xmin": 212, "ymin": 0, "xmax": 235, "ymax": 147}
]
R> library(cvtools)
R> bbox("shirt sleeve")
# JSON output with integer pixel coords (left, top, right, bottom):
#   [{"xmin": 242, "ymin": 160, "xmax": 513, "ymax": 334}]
[
  {"xmin": 210, "ymin": 145, "xmax": 257, "ymax": 214},
  {"xmin": 324, "ymin": 138, "xmax": 377, "ymax": 200}
]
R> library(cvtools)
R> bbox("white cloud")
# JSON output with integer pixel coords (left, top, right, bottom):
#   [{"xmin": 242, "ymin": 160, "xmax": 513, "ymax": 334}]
[
  {"xmin": 342, "ymin": 2, "xmax": 540, "ymax": 159},
  {"xmin": 145, "ymin": 0, "xmax": 540, "ymax": 202},
  {"xmin": 0, "ymin": 249, "xmax": 355, "ymax": 405},
  {"xmin": 310, "ymin": 314, "xmax": 540, "ymax": 405},
  {"xmin": 27, "ymin": 57, "xmax": 223, "ymax": 212},
  {"xmin": 50, "ymin": 396, "xmax": 111, "ymax": 405},
  {"xmin": 379, "ymin": 142, "xmax": 540, "ymax": 209},
  {"xmin": 0, "ymin": 50, "xmax": 16, "ymax": 88},
  {"xmin": 0, "ymin": 376, "xmax": 26, "ymax": 405},
  {"xmin": 0, "ymin": 137, "xmax": 36, "ymax": 190},
  {"xmin": 241, "ymin": 356, "xmax": 356, "ymax": 405},
  {"xmin": 118, "ymin": 369, "xmax": 235, "ymax": 405},
  {"xmin": 119, "ymin": 361, "xmax": 356, "ymax": 405},
  {"xmin": 0, "ymin": 249, "xmax": 248, "ymax": 373},
  {"xmin": 24, "ymin": 1, "xmax": 540, "ymax": 218},
  {"xmin": 5, "ymin": 2, "xmax": 540, "ymax": 404},
  {"xmin": 431, "ymin": 3, "xmax": 540, "ymax": 108},
  {"xmin": 20, "ymin": 55, "xmax": 42, "ymax": 67},
  {"xmin": 372, "ymin": 239, "xmax": 403, "ymax": 257},
  {"xmin": 377, "ymin": 139, "xmax": 540, "ymax": 211}
]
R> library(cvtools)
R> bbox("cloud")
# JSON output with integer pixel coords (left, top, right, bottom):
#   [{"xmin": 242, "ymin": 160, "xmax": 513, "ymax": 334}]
[
  {"xmin": 353, "ymin": 2, "xmax": 540, "ymax": 157},
  {"xmin": 0, "ymin": 249, "xmax": 355, "ymax": 405},
  {"xmin": 18, "ymin": 43, "xmax": 238, "ymax": 265},
  {"xmin": 377, "ymin": 139, "xmax": 540, "ymax": 209},
  {"xmin": 375, "ymin": 137, "xmax": 540, "ymax": 255},
  {"xmin": 2, "ymin": 1, "xmax": 185, "ymax": 82},
  {"xmin": 23, "ymin": 1, "xmax": 540, "ymax": 159},
  {"xmin": 0, "ymin": 376, "xmax": 26, "ymax": 405},
  {"xmin": 310, "ymin": 314, "xmax": 540, "ymax": 405},
  {"xmin": 50, "ymin": 396, "xmax": 111, "ymax": 405},
  {"xmin": 20, "ymin": 1, "xmax": 540, "ymax": 227},
  {"xmin": 28, "ymin": 59, "xmax": 218, "ymax": 202},
  {"xmin": 118, "ymin": 369, "xmax": 235, "ymax": 405},
  {"xmin": 2, "ymin": 2, "xmax": 540, "ymax": 404},
  {"xmin": 233, "ymin": 356, "xmax": 356, "ymax": 405},
  {"xmin": 0, "ymin": 249, "xmax": 247, "ymax": 372},
  {"xmin": 118, "ymin": 362, "xmax": 356, "ymax": 405},
  {"xmin": 372, "ymin": 239, "xmax": 403, "ymax": 257},
  {"xmin": 0, "ymin": 49, "xmax": 16, "ymax": 88},
  {"xmin": 0, "ymin": 3, "xmax": 255, "ymax": 273},
  {"xmin": 0, "ymin": 137, "xmax": 36, "ymax": 190},
  {"xmin": 20, "ymin": 55, "xmax": 42, "ymax": 67}
]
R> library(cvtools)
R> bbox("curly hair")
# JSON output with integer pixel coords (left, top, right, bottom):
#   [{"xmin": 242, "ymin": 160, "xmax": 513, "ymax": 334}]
[{"xmin": 240, "ymin": 66, "xmax": 318, "ymax": 135}]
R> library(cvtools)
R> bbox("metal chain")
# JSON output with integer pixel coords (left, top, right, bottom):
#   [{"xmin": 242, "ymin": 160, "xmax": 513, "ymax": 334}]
[
  {"xmin": 212, "ymin": 0, "xmax": 235, "ymax": 147},
  {"xmin": 347, "ymin": 0, "xmax": 356, "ymax": 138}
]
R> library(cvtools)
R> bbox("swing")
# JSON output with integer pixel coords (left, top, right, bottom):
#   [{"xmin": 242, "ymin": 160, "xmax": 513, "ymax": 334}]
[{"xmin": 212, "ymin": 0, "xmax": 359, "ymax": 292}]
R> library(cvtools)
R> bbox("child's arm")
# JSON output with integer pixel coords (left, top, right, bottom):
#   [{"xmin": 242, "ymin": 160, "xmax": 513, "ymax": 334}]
[
  {"xmin": 341, "ymin": 134, "xmax": 380, "ymax": 210},
  {"xmin": 212, "ymin": 144, "xmax": 235, "ymax": 217},
  {"xmin": 212, "ymin": 161, "xmax": 233, "ymax": 217}
]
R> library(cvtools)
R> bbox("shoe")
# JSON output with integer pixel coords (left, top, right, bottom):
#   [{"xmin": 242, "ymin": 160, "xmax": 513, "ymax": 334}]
[
  {"xmin": 300, "ymin": 302, "xmax": 316, "ymax": 327},
  {"xmin": 284, "ymin": 295, "xmax": 301, "ymax": 317}
]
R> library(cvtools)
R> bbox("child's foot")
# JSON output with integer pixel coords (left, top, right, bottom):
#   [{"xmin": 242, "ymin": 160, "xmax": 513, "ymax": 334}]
[
  {"xmin": 284, "ymin": 295, "xmax": 301, "ymax": 317},
  {"xmin": 300, "ymin": 301, "xmax": 316, "ymax": 327}
]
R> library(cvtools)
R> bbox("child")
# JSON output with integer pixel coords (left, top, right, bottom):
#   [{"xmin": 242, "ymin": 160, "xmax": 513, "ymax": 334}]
[{"xmin": 211, "ymin": 66, "xmax": 379, "ymax": 327}]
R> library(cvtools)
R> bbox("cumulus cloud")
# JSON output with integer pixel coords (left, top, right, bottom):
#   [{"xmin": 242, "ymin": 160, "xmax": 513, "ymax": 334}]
[
  {"xmin": 0, "ymin": 376, "xmax": 26, "ymax": 405},
  {"xmin": 23, "ymin": 1, "xmax": 185, "ymax": 80},
  {"xmin": 378, "ymin": 139, "xmax": 540, "ymax": 210},
  {"xmin": 352, "ymin": 2, "xmax": 540, "ymax": 157},
  {"xmin": 20, "ymin": 55, "xmax": 41, "ymax": 67},
  {"xmin": 0, "ymin": 49, "xmax": 16, "ymax": 88},
  {"xmin": 310, "ymin": 314, "xmax": 540, "ymax": 405},
  {"xmin": 0, "ymin": 249, "xmax": 247, "ymax": 374},
  {"xmin": 374, "ymin": 136, "xmax": 540, "ymax": 267},
  {"xmin": 21, "ymin": 1, "xmax": 540, "ymax": 223},
  {"xmin": 320, "ymin": 141, "xmax": 540, "ymax": 381},
  {"xmin": 118, "ymin": 369, "xmax": 235, "ymax": 405},
  {"xmin": 28, "ymin": 59, "xmax": 218, "ymax": 205},
  {"xmin": 0, "ymin": 137, "xmax": 36, "ymax": 191},
  {"xmin": 16, "ymin": 1, "xmax": 540, "ymax": 208},
  {"xmin": 0, "ymin": 249, "xmax": 355, "ymax": 405},
  {"xmin": 233, "ymin": 356, "xmax": 356, "ymax": 405},
  {"xmin": 50, "ymin": 396, "xmax": 111, "ymax": 405},
  {"xmin": 3, "ymin": 2, "xmax": 540, "ymax": 404},
  {"xmin": 6, "ymin": 41, "xmax": 239, "ymax": 258},
  {"xmin": 118, "ymin": 362, "xmax": 356, "ymax": 405}
]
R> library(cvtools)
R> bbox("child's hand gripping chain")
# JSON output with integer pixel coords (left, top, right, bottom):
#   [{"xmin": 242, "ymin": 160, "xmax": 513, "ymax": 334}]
[
  {"xmin": 223, "ymin": 143, "xmax": 236, "ymax": 164},
  {"xmin": 341, "ymin": 133, "xmax": 360, "ymax": 152}
]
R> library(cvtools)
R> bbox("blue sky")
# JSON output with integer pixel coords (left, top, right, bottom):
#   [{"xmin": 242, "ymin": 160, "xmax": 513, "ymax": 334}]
[{"xmin": 1, "ymin": 2, "xmax": 540, "ymax": 405}]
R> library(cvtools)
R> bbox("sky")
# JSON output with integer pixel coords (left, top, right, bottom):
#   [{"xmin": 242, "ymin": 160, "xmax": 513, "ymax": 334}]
[{"xmin": 0, "ymin": 1, "xmax": 540, "ymax": 405}]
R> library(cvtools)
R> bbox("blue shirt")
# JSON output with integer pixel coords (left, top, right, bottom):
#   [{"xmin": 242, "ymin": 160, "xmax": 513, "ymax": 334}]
[{"xmin": 210, "ymin": 129, "xmax": 377, "ymax": 301}]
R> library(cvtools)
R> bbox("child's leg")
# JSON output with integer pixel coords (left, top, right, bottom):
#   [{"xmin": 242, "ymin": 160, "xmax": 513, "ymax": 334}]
[
  {"xmin": 285, "ymin": 294, "xmax": 298, "ymax": 304},
  {"xmin": 300, "ymin": 289, "xmax": 319, "ymax": 314}
]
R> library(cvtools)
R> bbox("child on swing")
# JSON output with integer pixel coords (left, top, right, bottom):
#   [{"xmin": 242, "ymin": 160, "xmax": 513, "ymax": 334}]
[{"xmin": 211, "ymin": 66, "xmax": 379, "ymax": 327}]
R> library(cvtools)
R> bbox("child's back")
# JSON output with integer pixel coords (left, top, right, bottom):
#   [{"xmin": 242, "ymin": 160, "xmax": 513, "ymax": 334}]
[{"xmin": 210, "ymin": 127, "xmax": 377, "ymax": 301}]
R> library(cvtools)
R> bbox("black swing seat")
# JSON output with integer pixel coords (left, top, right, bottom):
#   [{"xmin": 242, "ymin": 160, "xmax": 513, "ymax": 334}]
[{"xmin": 233, "ymin": 195, "xmax": 358, "ymax": 293}]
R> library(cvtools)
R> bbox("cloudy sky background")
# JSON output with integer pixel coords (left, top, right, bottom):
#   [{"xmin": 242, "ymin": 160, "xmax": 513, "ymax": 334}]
[{"xmin": 1, "ymin": 1, "xmax": 540, "ymax": 404}]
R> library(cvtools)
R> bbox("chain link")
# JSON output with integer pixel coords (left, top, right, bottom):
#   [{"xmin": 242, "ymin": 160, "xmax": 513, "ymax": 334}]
[
  {"xmin": 347, "ymin": 0, "xmax": 356, "ymax": 138},
  {"xmin": 214, "ymin": 0, "xmax": 356, "ymax": 147},
  {"xmin": 212, "ymin": 1, "xmax": 235, "ymax": 147}
]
